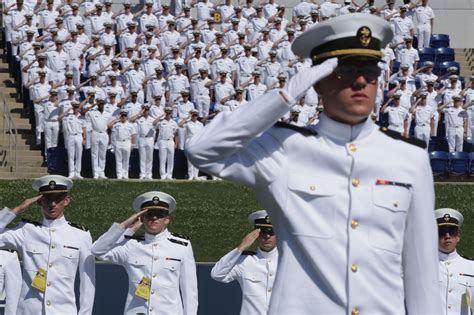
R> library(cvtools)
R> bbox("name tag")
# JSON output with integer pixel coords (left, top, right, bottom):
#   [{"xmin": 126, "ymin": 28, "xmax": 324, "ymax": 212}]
[
  {"xmin": 32, "ymin": 268, "xmax": 47, "ymax": 292},
  {"xmin": 135, "ymin": 277, "xmax": 151, "ymax": 300}
]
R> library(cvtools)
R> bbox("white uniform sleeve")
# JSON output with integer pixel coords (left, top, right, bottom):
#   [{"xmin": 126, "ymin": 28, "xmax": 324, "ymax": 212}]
[
  {"xmin": 185, "ymin": 90, "xmax": 291, "ymax": 187},
  {"xmin": 0, "ymin": 208, "xmax": 25, "ymax": 251},
  {"xmin": 180, "ymin": 242, "xmax": 198, "ymax": 315},
  {"xmin": 210, "ymin": 248, "xmax": 244, "ymax": 283},
  {"xmin": 91, "ymin": 223, "xmax": 129, "ymax": 264},
  {"xmin": 402, "ymin": 152, "xmax": 442, "ymax": 314},
  {"xmin": 4, "ymin": 251, "xmax": 21, "ymax": 315},
  {"xmin": 78, "ymin": 232, "xmax": 96, "ymax": 315}
]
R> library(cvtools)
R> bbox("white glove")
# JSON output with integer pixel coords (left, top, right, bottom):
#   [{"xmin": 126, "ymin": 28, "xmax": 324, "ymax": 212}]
[{"xmin": 284, "ymin": 58, "xmax": 338, "ymax": 101}]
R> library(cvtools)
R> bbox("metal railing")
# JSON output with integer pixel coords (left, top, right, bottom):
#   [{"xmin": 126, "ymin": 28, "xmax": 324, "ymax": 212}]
[{"xmin": 1, "ymin": 92, "xmax": 18, "ymax": 172}]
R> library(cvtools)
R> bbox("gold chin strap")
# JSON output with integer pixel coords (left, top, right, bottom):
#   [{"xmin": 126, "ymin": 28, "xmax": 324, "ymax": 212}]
[
  {"xmin": 40, "ymin": 190, "xmax": 69, "ymax": 194},
  {"xmin": 142, "ymin": 206, "xmax": 170, "ymax": 211},
  {"xmin": 313, "ymin": 49, "xmax": 383, "ymax": 62},
  {"xmin": 438, "ymin": 223, "xmax": 460, "ymax": 227},
  {"xmin": 255, "ymin": 224, "xmax": 273, "ymax": 228}
]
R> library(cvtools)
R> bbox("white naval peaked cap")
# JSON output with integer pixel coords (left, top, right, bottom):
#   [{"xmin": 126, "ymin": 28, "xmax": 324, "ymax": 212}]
[
  {"xmin": 292, "ymin": 13, "xmax": 393, "ymax": 65},
  {"xmin": 132, "ymin": 191, "xmax": 177, "ymax": 213},
  {"xmin": 32, "ymin": 175, "xmax": 73, "ymax": 194},
  {"xmin": 248, "ymin": 210, "xmax": 271, "ymax": 227},
  {"xmin": 435, "ymin": 208, "xmax": 464, "ymax": 227}
]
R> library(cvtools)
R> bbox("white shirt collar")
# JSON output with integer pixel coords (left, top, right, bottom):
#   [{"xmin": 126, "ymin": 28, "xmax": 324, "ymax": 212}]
[
  {"xmin": 314, "ymin": 113, "xmax": 376, "ymax": 144},
  {"xmin": 144, "ymin": 228, "xmax": 169, "ymax": 244},
  {"xmin": 439, "ymin": 249, "xmax": 459, "ymax": 262},
  {"xmin": 257, "ymin": 246, "xmax": 278, "ymax": 259},
  {"xmin": 42, "ymin": 215, "xmax": 67, "ymax": 228}
]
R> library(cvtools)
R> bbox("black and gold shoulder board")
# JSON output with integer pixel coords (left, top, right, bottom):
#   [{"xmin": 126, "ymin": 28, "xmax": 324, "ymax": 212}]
[
  {"xmin": 68, "ymin": 222, "xmax": 89, "ymax": 231},
  {"xmin": 274, "ymin": 121, "xmax": 318, "ymax": 136},
  {"xmin": 168, "ymin": 238, "xmax": 189, "ymax": 246},
  {"xmin": 125, "ymin": 235, "xmax": 145, "ymax": 241},
  {"xmin": 379, "ymin": 127, "xmax": 426, "ymax": 149},
  {"xmin": 460, "ymin": 254, "xmax": 474, "ymax": 261},
  {"xmin": 21, "ymin": 218, "xmax": 42, "ymax": 226},
  {"xmin": 241, "ymin": 250, "xmax": 256, "ymax": 256},
  {"xmin": 170, "ymin": 232, "xmax": 190, "ymax": 240}
]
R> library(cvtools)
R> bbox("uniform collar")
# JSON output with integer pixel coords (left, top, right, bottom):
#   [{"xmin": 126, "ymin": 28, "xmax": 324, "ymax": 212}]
[
  {"xmin": 42, "ymin": 215, "xmax": 67, "ymax": 228},
  {"xmin": 439, "ymin": 249, "xmax": 459, "ymax": 262},
  {"xmin": 315, "ymin": 113, "xmax": 376, "ymax": 144},
  {"xmin": 256, "ymin": 246, "xmax": 278, "ymax": 259},
  {"xmin": 144, "ymin": 228, "xmax": 169, "ymax": 244}
]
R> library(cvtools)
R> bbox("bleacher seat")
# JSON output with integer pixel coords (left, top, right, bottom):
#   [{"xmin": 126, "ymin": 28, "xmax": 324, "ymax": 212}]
[
  {"xmin": 392, "ymin": 61, "xmax": 400, "ymax": 74},
  {"xmin": 435, "ymin": 47, "xmax": 455, "ymax": 62},
  {"xmin": 47, "ymin": 147, "xmax": 68, "ymax": 175},
  {"xmin": 470, "ymin": 152, "xmax": 474, "ymax": 175},
  {"xmin": 418, "ymin": 47, "xmax": 436, "ymax": 62},
  {"xmin": 429, "ymin": 151, "xmax": 449, "ymax": 176},
  {"xmin": 449, "ymin": 152, "xmax": 470, "ymax": 175},
  {"xmin": 430, "ymin": 34, "xmax": 450, "ymax": 48}
]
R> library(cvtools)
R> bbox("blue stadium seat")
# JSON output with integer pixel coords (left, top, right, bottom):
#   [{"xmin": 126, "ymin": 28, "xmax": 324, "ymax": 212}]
[
  {"xmin": 449, "ymin": 152, "xmax": 470, "ymax": 175},
  {"xmin": 470, "ymin": 152, "xmax": 474, "ymax": 175},
  {"xmin": 439, "ymin": 61, "xmax": 460, "ymax": 75},
  {"xmin": 392, "ymin": 61, "xmax": 400, "ymax": 74},
  {"xmin": 428, "ymin": 138, "xmax": 437, "ymax": 152},
  {"xmin": 435, "ymin": 47, "xmax": 455, "ymax": 62},
  {"xmin": 429, "ymin": 151, "xmax": 449, "ymax": 176},
  {"xmin": 47, "ymin": 147, "xmax": 68, "ymax": 175},
  {"xmin": 430, "ymin": 34, "xmax": 450, "ymax": 48},
  {"xmin": 417, "ymin": 47, "xmax": 436, "ymax": 62}
]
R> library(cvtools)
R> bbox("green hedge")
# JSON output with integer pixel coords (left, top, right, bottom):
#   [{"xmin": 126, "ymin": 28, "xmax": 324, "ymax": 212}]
[{"xmin": 0, "ymin": 180, "xmax": 472, "ymax": 261}]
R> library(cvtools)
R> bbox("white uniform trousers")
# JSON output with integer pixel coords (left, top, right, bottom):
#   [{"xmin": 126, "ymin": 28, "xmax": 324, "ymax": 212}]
[
  {"xmin": 70, "ymin": 60, "xmax": 81, "ymax": 86},
  {"xmin": 187, "ymin": 159, "xmax": 199, "ymax": 180},
  {"xmin": 91, "ymin": 130, "xmax": 108, "ymax": 177},
  {"xmin": 33, "ymin": 103, "xmax": 44, "ymax": 144},
  {"xmin": 432, "ymin": 111, "xmax": 439, "ymax": 136},
  {"xmin": 44, "ymin": 120, "xmax": 59, "ymax": 150},
  {"xmin": 414, "ymin": 125, "xmax": 431, "ymax": 148},
  {"xmin": 177, "ymin": 127, "xmax": 186, "ymax": 150},
  {"xmin": 67, "ymin": 133, "xmax": 83, "ymax": 177},
  {"xmin": 158, "ymin": 139, "xmax": 174, "ymax": 179},
  {"xmin": 196, "ymin": 97, "xmax": 210, "ymax": 117},
  {"xmin": 138, "ymin": 137, "xmax": 154, "ymax": 178},
  {"xmin": 50, "ymin": 70, "xmax": 65, "ymax": 85},
  {"xmin": 417, "ymin": 24, "xmax": 431, "ymax": 48},
  {"xmin": 115, "ymin": 139, "xmax": 131, "ymax": 179},
  {"xmin": 447, "ymin": 126, "xmax": 464, "ymax": 152}
]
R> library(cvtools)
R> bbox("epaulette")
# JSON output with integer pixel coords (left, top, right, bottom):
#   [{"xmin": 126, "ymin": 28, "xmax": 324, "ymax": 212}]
[
  {"xmin": 67, "ymin": 222, "xmax": 89, "ymax": 231},
  {"xmin": 21, "ymin": 218, "xmax": 42, "ymax": 226},
  {"xmin": 168, "ymin": 238, "xmax": 188, "ymax": 246},
  {"xmin": 241, "ymin": 250, "xmax": 256, "ymax": 256},
  {"xmin": 170, "ymin": 232, "xmax": 190, "ymax": 240},
  {"xmin": 0, "ymin": 249, "xmax": 14, "ymax": 253},
  {"xmin": 274, "ymin": 121, "xmax": 318, "ymax": 136},
  {"xmin": 379, "ymin": 127, "xmax": 426, "ymax": 149},
  {"xmin": 460, "ymin": 254, "xmax": 474, "ymax": 261},
  {"xmin": 125, "ymin": 235, "xmax": 145, "ymax": 241}
]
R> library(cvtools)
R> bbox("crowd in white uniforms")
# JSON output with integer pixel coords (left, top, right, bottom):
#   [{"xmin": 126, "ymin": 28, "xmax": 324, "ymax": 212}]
[{"xmin": 3, "ymin": 0, "xmax": 472, "ymax": 181}]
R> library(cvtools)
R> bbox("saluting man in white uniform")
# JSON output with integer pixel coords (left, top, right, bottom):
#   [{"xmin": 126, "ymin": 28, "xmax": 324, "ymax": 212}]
[
  {"xmin": 132, "ymin": 104, "xmax": 157, "ymax": 180},
  {"xmin": 0, "ymin": 175, "xmax": 95, "ymax": 314},
  {"xmin": 110, "ymin": 109, "xmax": 136, "ymax": 180},
  {"xmin": 60, "ymin": 101, "xmax": 85, "ymax": 179},
  {"xmin": 436, "ymin": 208, "xmax": 474, "ymax": 315},
  {"xmin": 155, "ymin": 107, "xmax": 179, "ymax": 180},
  {"xmin": 92, "ymin": 191, "xmax": 198, "ymax": 315},
  {"xmin": 211, "ymin": 210, "xmax": 278, "ymax": 315},
  {"xmin": 0, "ymin": 249, "xmax": 21, "ymax": 315},
  {"xmin": 186, "ymin": 14, "xmax": 441, "ymax": 314},
  {"xmin": 178, "ymin": 109, "xmax": 203, "ymax": 180}
]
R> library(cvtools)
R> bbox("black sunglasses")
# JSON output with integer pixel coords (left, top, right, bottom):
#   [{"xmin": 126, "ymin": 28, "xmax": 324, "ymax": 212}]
[{"xmin": 438, "ymin": 226, "xmax": 459, "ymax": 238}]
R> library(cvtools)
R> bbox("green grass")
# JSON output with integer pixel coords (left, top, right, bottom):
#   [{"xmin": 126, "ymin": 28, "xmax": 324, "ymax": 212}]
[{"xmin": 0, "ymin": 180, "xmax": 472, "ymax": 261}]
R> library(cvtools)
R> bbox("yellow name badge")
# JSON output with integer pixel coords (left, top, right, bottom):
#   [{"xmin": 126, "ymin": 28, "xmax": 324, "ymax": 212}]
[
  {"xmin": 135, "ymin": 277, "xmax": 151, "ymax": 300},
  {"xmin": 31, "ymin": 268, "xmax": 47, "ymax": 292},
  {"xmin": 466, "ymin": 288, "xmax": 472, "ymax": 307}
]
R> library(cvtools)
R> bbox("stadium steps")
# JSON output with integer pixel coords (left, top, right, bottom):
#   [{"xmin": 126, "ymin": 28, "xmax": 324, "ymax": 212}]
[
  {"xmin": 0, "ymin": 50, "xmax": 48, "ymax": 179},
  {"xmin": 455, "ymin": 48, "xmax": 473, "ymax": 78}
]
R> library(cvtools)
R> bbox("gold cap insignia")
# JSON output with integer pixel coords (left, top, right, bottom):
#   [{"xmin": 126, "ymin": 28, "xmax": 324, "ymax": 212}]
[
  {"xmin": 49, "ymin": 180, "xmax": 56, "ymax": 189},
  {"xmin": 265, "ymin": 215, "xmax": 271, "ymax": 223},
  {"xmin": 444, "ymin": 214, "xmax": 451, "ymax": 222},
  {"xmin": 152, "ymin": 196, "xmax": 160, "ymax": 204},
  {"xmin": 357, "ymin": 26, "xmax": 372, "ymax": 47}
]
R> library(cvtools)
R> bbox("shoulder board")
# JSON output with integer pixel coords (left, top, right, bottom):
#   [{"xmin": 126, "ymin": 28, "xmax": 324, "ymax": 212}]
[
  {"xmin": 379, "ymin": 127, "xmax": 426, "ymax": 149},
  {"xmin": 67, "ymin": 221, "xmax": 89, "ymax": 231},
  {"xmin": 460, "ymin": 254, "xmax": 474, "ymax": 261},
  {"xmin": 241, "ymin": 250, "xmax": 256, "ymax": 256},
  {"xmin": 170, "ymin": 232, "xmax": 190, "ymax": 240},
  {"xmin": 168, "ymin": 238, "xmax": 189, "ymax": 247},
  {"xmin": 124, "ymin": 235, "xmax": 145, "ymax": 241},
  {"xmin": 21, "ymin": 218, "xmax": 42, "ymax": 226},
  {"xmin": 0, "ymin": 249, "xmax": 14, "ymax": 253},
  {"xmin": 273, "ymin": 121, "xmax": 318, "ymax": 136}
]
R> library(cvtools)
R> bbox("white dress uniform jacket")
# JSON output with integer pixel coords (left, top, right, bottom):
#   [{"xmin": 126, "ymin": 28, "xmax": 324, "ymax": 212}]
[
  {"xmin": 186, "ymin": 90, "xmax": 441, "ymax": 314},
  {"xmin": 439, "ymin": 250, "xmax": 474, "ymax": 315},
  {"xmin": 92, "ymin": 224, "xmax": 198, "ymax": 315},
  {"xmin": 211, "ymin": 247, "xmax": 278, "ymax": 315},
  {"xmin": 0, "ymin": 208, "xmax": 95, "ymax": 315},
  {"xmin": 0, "ymin": 250, "xmax": 22, "ymax": 315}
]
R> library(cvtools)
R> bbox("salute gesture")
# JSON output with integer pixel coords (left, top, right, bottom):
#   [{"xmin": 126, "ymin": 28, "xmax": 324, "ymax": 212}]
[
  {"xmin": 11, "ymin": 195, "xmax": 43, "ymax": 215},
  {"xmin": 237, "ymin": 228, "xmax": 261, "ymax": 252}
]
